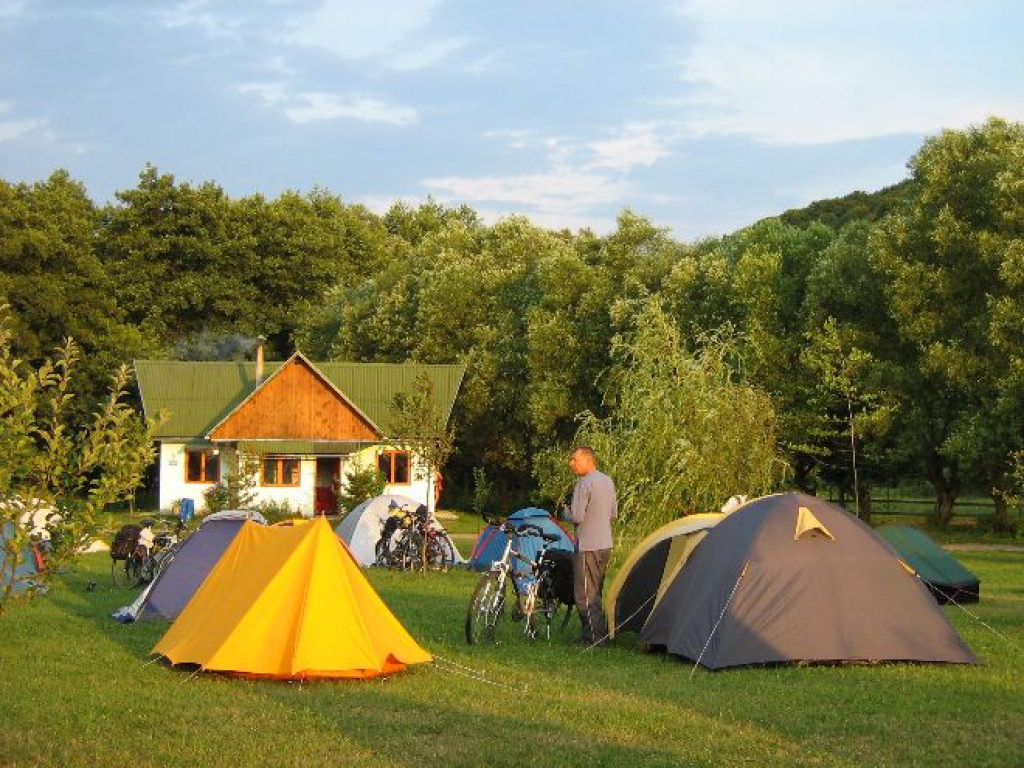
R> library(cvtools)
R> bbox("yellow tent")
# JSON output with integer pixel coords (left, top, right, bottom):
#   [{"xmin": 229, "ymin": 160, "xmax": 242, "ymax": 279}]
[{"xmin": 152, "ymin": 517, "xmax": 431, "ymax": 679}]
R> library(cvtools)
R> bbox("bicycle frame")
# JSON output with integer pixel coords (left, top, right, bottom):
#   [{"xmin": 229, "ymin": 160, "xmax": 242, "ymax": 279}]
[{"xmin": 486, "ymin": 526, "xmax": 556, "ymax": 638}]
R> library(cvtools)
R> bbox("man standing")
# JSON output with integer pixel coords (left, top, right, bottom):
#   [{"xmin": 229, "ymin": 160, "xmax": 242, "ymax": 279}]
[{"xmin": 564, "ymin": 445, "xmax": 617, "ymax": 646}]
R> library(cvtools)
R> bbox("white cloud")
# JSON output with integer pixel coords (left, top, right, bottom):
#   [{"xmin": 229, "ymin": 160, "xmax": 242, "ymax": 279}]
[
  {"xmin": 238, "ymin": 81, "xmax": 289, "ymax": 108},
  {"xmin": 423, "ymin": 167, "xmax": 631, "ymax": 217},
  {"xmin": 0, "ymin": 0, "xmax": 25, "ymax": 19},
  {"xmin": 586, "ymin": 123, "xmax": 674, "ymax": 171},
  {"xmin": 238, "ymin": 82, "xmax": 416, "ymax": 125},
  {"xmin": 671, "ymin": 0, "xmax": 1024, "ymax": 144},
  {"xmin": 0, "ymin": 102, "xmax": 45, "ymax": 142},
  {"xmin": 0, "ymin": 117, "xmax": 43, "ymax": 142},
  {"xmin": 283, "ymin": 92, "xmax": 416, "ymax": 125},
  {"xmin": 389, "ymin": 37, "xmax": 467, "ymax": 72},
  {"xmin": 285, "ymin": 0, "xmax": 459, "ymax": 71},
  {"xmin": 158, "ymin": 0, "xmax": 242, "ymax": 41}
]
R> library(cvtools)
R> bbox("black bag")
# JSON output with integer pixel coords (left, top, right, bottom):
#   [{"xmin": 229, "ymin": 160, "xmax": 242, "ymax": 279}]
[
  {"xmin": 541, "ymin": 548, "xmax": 575, "ymax": 605},
  {"xmin": 110, "ymin": 524, "xmax": 141, "ymax": 561}
]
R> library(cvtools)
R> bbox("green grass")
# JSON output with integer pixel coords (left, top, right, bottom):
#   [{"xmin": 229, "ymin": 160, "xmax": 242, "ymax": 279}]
[{"xmin": 3, "ymin": 551, "xmax": 1020, "ymax": 767}]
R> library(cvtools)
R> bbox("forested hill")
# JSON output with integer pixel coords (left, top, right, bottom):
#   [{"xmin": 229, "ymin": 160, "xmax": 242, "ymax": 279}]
[
  {"xmin": 0, "ymin": 118, "xmax": 1020, "ymax": 527},
  {"xmin": 775, "ymin": 179, "xmax": 914, "ymax": 229}
]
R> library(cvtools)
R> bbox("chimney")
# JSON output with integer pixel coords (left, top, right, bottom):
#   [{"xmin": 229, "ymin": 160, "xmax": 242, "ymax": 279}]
[{"xmin": 255, "ymin": 335, "xmax": 267, "ymax": 381}]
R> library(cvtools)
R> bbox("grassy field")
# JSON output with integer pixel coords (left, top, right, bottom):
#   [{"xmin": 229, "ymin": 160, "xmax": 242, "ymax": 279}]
[{"xmin": 1, "ymin": 548, "xmax": 1021, "ymax": 768}]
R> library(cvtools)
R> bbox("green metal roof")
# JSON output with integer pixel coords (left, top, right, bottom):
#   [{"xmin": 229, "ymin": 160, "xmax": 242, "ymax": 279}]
[
  {"xmin": 235, "ymin": 440, "xmax": 374, "ymax": 456},
  {"xmin": 135, "ymin": 359, "xmax": 466, "ymax": 440}
]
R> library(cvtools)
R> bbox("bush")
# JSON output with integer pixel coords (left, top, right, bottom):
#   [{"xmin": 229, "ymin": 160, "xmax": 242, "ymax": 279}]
[
  {"xmin": 337, "ymin": 464, "xmax": 386, "ymax": 514},
  {"xmin": 256, "ymin": 499, "xmax": 304, "ymax": 525}
]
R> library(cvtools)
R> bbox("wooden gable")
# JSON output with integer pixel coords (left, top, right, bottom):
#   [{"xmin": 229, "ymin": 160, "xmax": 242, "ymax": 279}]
[{"xmin": 208, "ymin": 356, "xmax": 380, "ymax": 442}]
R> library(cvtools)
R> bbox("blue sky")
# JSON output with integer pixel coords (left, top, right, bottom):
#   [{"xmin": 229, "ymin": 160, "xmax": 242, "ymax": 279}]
[{"xmin": 1, "ymin": 1, "xmax": 1021, "ymax": 239}]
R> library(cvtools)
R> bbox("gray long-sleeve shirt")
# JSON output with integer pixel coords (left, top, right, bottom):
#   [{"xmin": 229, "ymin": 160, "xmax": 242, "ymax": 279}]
[{"xmin": 565, "ymin": 469, "xmax": 617, "ymax": 552}]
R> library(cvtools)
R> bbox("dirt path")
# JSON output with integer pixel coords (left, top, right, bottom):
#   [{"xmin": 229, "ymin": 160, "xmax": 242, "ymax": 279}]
[{"xmin": 943, "ymin": 543, "xmax": 1024, "ymax": 553}]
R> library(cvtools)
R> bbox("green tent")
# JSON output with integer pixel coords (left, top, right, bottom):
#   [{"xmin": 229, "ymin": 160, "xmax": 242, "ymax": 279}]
[{"xmin": 877, "ymin": 525, "xmax": 980, "ymax": 604}]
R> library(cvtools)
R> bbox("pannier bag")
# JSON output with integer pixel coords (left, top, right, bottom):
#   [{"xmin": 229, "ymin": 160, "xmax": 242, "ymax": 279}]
[
  {"xmin": 541, "ymin": 548, "xmax": 575, "ymax": 605},
  {"xmin": 110, "ymin": 524, "xmax": 142, "ymax": 561}
]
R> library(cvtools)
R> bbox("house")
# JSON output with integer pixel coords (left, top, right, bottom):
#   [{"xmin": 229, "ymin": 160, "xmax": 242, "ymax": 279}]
[{"xmin": 135, "ymin": 350, "xmax": 465, "ymax": 517}]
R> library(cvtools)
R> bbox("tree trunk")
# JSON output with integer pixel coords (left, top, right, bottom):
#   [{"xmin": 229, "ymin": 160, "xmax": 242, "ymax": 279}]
[
  {"xmin": 856, "ymin": 482, "xmax": 872, "ymax": 524},
  {"xmin": 926, "ymin": 454, "xmax": 960, "ymax": 529},
  {"xmin": 991, "ymin": 487, "xmax": 1017, "ymax": 535}
]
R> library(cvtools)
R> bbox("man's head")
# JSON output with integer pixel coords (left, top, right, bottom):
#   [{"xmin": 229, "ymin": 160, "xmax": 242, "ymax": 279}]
[{"xmin": 570, "ymin": 446, "xmax": 597, "ymax": 477}]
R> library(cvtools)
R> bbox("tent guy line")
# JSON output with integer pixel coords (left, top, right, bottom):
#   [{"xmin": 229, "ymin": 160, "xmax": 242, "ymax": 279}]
[
  {"xmin": 690, "ymin": 566, "xmax": 746, "ymax": 679},
  {"xmin": 915, "ymin": 574, "xmax": 1019, "ymax": 650}
]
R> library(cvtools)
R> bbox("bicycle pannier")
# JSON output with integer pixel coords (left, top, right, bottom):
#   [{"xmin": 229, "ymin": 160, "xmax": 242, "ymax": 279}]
[
  {"xmin": 541, "ymin": 548, "xmax": 575, "ymax": 605},
  {"xmin": 110, "ymin": 524, "xmax": 141, "ymax": 561}
]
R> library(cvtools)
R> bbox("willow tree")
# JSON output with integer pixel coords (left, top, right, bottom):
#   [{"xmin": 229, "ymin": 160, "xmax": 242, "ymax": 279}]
[{"xmin": 536, "ymin": 301, "xmax": 786, "ymax": 536}]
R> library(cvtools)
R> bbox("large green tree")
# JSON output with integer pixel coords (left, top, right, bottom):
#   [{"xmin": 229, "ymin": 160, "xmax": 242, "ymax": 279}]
[
  {"xmin": 0, "ymin": 171, "xmax": 151, "ymax": 403},
  {"xmin": 873, "ymin": 118, "xmax": 1023, "ymax": 530}
]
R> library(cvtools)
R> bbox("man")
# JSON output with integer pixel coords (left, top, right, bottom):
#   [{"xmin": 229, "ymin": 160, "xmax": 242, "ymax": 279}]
[{"xmin": 563, "ymin": 445, "xmax": 617, "ymax": 646}]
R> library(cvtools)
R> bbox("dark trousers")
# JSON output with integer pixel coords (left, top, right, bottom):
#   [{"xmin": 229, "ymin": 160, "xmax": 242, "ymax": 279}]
[{"xmin": 574, "ymin": 548, "xmax": 611, "ymax": 643}]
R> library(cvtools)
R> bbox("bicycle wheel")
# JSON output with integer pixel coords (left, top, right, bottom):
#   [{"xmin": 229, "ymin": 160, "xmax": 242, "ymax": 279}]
[
  {"xmin": 465, "ymin": 573, "xmax": 507, "ymax": 644},
  {"xmin": 374, "ymin": 537, "xmax": 390, "ymax": 568},
  {"xmin": 111, "ymin": 558, "xmax": 130, "ymax": 587},
  {"xmin": 400, "ymin": 532, "xmax": 424, "ymax": 572},
  {"xmin": 125, "ymin": 554, "xmax": 145, "ymax": 587},
  {"xmin": 527, "ymin": 572, "xmax": 563, "ymax": 640},
  {"xmin": 424, "ymin": 534, "xmax": 454, "ymax": 571}
]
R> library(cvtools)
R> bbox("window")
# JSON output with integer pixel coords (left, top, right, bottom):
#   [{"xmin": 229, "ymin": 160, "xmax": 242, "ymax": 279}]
[
  {"xmin": 377, "ymin": 450, "xmax": 411, "ymax": 484},
  {"xmin": 262, "ymin": 456, "xmax": 301, "ymax": 487},
  {"xmin": 185, "ymin": 448, "xmax": 220, "ymax": 483}
]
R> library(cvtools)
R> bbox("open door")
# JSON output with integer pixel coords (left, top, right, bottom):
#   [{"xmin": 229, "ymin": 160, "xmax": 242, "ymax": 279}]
[{"xmin": 314, "ymin": 457, "xmax": 342, "ymax": 516}]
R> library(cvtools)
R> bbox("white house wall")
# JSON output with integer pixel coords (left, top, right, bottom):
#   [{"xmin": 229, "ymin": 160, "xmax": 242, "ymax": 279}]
[
  {"xmin": 350, "ymin": 446, "xmax": 435, "ymax": 514},
  {"xmin": 158, "ymin": 442, "xmax": 216, "ymax": 512},
  {"xmin": 253, "ymin": 458, "xmax": 317, "ymax": 516},
  {"xmin": 159, "ymin": 443, "xmax": 433, "ymax": 517}
]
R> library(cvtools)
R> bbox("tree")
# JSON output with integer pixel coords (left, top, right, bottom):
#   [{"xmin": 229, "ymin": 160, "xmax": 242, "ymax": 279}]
[
  {"xmin": 202, "ymin": 449, "xmax": 258, "ymax": 514},
  {"xmin": 337, "ymin": 463, "xmax": 387, "ymax": 515},
  {"xmin": 873, "ymin": 118, "xmax": 1023, "ymax": 529},
  {"xmin": 0, "ymin": 171, "xmax": 152, "ymax": 405},
  {"xmin": 536, "ymin": 301, "xmax": 786, "ymax": 535},
  {"xmin": 803, "ymin": 318, "xmax": 892, "ymax": 522},
  {"xmin": 387, "ymin": 372, "xmax": 456, "ymax": 512},
  {"xmin": 0, "ymin": 312, "xmax": 159, "ymax": 614}
]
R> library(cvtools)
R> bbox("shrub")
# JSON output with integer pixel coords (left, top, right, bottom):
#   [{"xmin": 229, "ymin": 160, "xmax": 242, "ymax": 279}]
[{"xmin": 337, "ymin": 464, "xmax": 386, "ymax": 514}]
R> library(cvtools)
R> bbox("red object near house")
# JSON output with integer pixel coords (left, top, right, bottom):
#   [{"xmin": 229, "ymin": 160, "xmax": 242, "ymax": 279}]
[{"xmin": 315, "ymin": 487, "xmax": 337, "ymax": 516}]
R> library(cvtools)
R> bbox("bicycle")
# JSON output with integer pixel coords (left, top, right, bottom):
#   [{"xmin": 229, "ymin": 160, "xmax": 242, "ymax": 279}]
[
  {"xmin": 465, "ymin": 519, "xmax": 574, "ymax": 644},
  {"xmin": 110, "ymin": 527, "xmax": 179, "ymax": 587},
  {"xmin": 376, "ymin": 502, "xmax": 454, "ymax": 572}
]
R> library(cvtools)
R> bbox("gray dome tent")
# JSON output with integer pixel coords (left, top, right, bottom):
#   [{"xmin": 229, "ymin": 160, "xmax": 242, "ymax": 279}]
[
  {"xmin": 114, "ymin": 510, "xmax": 267, "ymax": 622},
  {"xmin": 640, "ymin": 492, "xmax": 977, "ymax": 670}
]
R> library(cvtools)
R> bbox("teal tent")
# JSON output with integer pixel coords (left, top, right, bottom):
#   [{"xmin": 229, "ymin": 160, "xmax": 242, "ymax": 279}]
[{"xmin": 877, "ymin": 525, "xmax": 980, "ymax": 604}]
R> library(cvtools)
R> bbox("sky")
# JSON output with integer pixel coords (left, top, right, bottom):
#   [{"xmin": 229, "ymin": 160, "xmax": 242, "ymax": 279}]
[{"xmin": 1, "ymin": 0, "xmax": 1021, "ymax": 239}]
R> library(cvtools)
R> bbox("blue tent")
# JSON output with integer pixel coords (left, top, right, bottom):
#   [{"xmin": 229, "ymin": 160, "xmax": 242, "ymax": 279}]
[
  {"xmin": 1, "ymin": 522, "xmax": 43, "ymax": 596},
  {"xmin": 468, "ymin": 507, "xmax": 574, "ymax": 573}
]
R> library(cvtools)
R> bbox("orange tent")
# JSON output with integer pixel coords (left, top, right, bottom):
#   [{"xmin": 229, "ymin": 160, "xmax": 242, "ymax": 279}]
[{"xmin": 152, "ymin": 517, "xmax": 431, "ymax": 679}]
